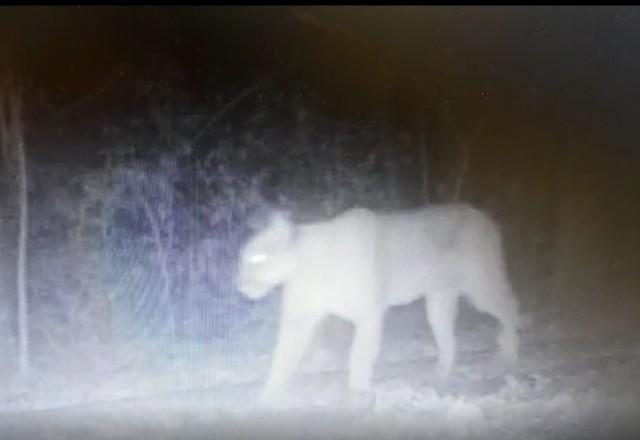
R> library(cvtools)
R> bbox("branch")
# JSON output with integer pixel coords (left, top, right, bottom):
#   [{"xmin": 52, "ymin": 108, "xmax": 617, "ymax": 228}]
[
  {"xmin": 193, "ymin": 76, "xmax": 273, "ymax": 144},
  {"xmin": 48, "ymin": 66, "xmax": 126, "ymax": 125}
]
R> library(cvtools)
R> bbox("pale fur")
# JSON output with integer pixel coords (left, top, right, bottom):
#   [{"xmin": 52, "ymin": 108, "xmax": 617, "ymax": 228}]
[{"xmin": 236, "ymin": 204, "xmax": 520, "ymax": 403}]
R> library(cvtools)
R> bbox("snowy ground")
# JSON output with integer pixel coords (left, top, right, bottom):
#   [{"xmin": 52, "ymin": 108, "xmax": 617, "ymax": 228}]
[{"xmin": 1, "ymin": 301, "xmax": 639, "ymax": 439}]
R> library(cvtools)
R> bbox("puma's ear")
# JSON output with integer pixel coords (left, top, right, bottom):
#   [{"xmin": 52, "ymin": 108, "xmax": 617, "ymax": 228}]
[
  {"xmin": 269, "ymin": 209, "xmax": 295, "ymax": 242},
  {"xmin": 245, "ymin": 206, "xmax": 293, "ymax": 232}
]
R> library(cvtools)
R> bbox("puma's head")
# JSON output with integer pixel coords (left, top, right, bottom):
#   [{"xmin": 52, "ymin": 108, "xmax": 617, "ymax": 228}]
[{"xmin": 236, "ymin": 210, "xmax": 296, "ymax": 300}]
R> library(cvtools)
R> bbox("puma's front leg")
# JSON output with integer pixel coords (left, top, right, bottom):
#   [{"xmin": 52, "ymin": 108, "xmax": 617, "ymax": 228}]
[
  {"xmin": 346, "ymin": 312, "xmax": 383, "ymax": 409},
  {"xmin": 260, "ymin": 311, "xmax": 320, "ymax": 406}
]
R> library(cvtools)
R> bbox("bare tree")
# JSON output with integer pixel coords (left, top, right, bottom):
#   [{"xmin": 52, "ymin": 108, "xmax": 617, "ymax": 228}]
[
  {"xmin": 0, "ymin": 79, "xmax": 30, "ymax": 376},
  {"xmin": 101, "ymin": 149, "xmax": 181, "ymax": 339}
]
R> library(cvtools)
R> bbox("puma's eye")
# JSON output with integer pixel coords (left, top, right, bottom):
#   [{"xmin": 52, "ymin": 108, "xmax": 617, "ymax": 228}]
[{"xmin": 249, "ymin": 254, "xmax": 268, "ymax": 264}]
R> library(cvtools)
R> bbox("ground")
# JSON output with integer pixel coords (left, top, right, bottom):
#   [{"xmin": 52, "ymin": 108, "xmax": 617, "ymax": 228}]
[{"xmin": 1, "ymin": 301, "xmax": 639, "ymax": 440}]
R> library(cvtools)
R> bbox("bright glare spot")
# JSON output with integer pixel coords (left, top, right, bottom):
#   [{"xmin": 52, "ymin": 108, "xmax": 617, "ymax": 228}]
[{"xmin": 249, "ymin": 254, "xmax": 268, "ymax": 264}]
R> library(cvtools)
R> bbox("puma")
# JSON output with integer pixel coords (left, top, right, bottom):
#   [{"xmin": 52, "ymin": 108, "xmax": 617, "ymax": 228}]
[{"xmin": 236, "ymin": 204, "xmax": 521, "ymax": 404}]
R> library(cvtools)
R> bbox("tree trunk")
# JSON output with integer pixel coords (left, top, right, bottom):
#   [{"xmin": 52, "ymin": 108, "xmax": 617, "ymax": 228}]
[
  {"xmin": 16, "ymin": 96, "xmax": 29, "ymax": 376},
  {"xmin": 1, "ymin": 81, "xmax": 30, "ymax": 376}
]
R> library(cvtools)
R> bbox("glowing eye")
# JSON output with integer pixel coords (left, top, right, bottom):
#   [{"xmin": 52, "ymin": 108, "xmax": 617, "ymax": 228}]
[{"xmin": 249, "ymin": 254, "xmax": 267, "ymax": 264}]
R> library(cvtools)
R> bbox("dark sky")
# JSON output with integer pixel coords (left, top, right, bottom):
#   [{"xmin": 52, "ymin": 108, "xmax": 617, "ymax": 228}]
[{"xmin": 2, "ymin": 6, "xmax": 640, "ymax": 162}]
